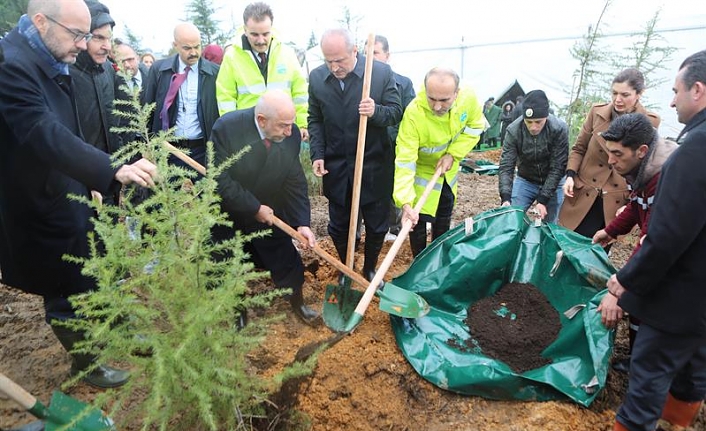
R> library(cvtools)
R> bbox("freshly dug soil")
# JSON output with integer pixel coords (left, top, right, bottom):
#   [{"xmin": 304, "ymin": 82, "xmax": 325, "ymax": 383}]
[{"xmin": 464, "ymin": 282, "xmax": 562, "ymax": 373}]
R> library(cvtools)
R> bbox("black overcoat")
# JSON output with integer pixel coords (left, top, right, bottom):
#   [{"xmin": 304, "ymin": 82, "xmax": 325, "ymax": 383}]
[
  {"xmin": 308, "ymin": 54, "xmax": 402, "ymax": 206},
  {"xmin": 0, "ymin": 28, "xmax": 119, "ymax": 296}
]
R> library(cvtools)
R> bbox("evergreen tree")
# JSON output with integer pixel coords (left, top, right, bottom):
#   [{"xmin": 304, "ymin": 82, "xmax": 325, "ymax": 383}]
[
  {"xmin": 61, "ymin": 74, "xmax": 315, "ymax": 431},
  {"xmin": 185, "ymin": 0, "xmax": 233, "ymax": 47},
  {"xmin": 0, "ymin": 0, "xmax": 27, "ymax": 36},
  {"xmin": 122, "ymin": 25, "xmax": 143, "ymax": 53}
]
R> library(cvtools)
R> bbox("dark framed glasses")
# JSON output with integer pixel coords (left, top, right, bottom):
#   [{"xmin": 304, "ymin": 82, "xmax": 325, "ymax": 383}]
[{"xmin": 44, "ymin": 15, "xmax": 93, "ymax": 43}]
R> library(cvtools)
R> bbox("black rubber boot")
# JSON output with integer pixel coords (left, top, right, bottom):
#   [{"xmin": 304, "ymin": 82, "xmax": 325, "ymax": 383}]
[
  {"xmin": 408, "ymin": 224, "xmax": 428, "ymax": 257},
  {"xmin": 289, "ymin": 287, "xmax": 320, "ymax": 325},
  {"xmin": 431, "ymin": 216, "xmax": 452, "ymax": 241},
  {"xmin": 362, "ymin": 233, "xmax": 386, "ymax": 284},
  {"xmin": 50, "ymin": 325, "xmax": 129, "ymax": 389},
  {"xmin": 332, "ymin": 236, "xmax": 350, "ymax": 285}
]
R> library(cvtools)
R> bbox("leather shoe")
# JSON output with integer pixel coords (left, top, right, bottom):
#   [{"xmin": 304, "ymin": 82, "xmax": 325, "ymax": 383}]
[
  {"xmin": 292, "ymin": 303, "xmax": 320, "ymax": 326},
  {"xmin": 611, "ymin": 358, "xmax": 630, "ymax": 373},
  {"xmin": 76, "ymin": 364, "xmax": 130, "ymax": 389},
  {"xmin": 363, "ymin": 269, "xmax": 384, "ymax": 290}
]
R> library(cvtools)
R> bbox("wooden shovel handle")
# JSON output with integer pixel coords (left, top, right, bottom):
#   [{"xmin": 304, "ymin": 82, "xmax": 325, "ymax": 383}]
[
  {"xmin": 272, "ymin": 216, "xmax": 369, "ymax": 288},
  {"xmin": 346, "ymin": 33, "xmax": 376, "ymax": 269},
  {"xmin": 0, "ymin": 372, "xmax": 37, "ymax": 410},
  {"xmin": 161, "ymin": 143, "xmax": 370, "ymax": 290},
  {"xmin": 164, "ymin": 142, "xmax": 206, "ymax": 175},
  {"xmin": 353, "ymin": 167, "xmax": 444, "ymax": 317}
]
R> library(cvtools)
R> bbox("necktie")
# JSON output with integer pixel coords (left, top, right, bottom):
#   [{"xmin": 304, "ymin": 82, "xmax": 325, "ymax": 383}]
[
  {"xmin": 131, "ymin": 76, "xmax": 138, "ymax": 90},
  {"xmin": 160, "ymin": 66, "xmax": 191, "ymax": 130},
  {"xmin": 263, "ymin": 138, "xmax": 271, "ymax": 152},
  {"xmin": 258, "ymin": 52, "xmax": 267, "ymax": 64}
]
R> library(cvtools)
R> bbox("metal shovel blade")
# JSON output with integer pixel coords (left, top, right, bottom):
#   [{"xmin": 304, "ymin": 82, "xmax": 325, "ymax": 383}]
[
  {"xmin": 323, "ymin": 282, "xmax": 363, "ymax": 332},
  {"xmin": 377, "ymin": 282, "xmax": 431, "ymax": 318},
  {"xmin": 45, "ymin": 390, "xmax": 115, "ymax": 431}
]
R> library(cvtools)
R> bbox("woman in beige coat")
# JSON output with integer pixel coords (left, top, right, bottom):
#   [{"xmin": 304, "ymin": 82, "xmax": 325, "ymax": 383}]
[{"xmin": 559, "ymin": 68, "xmax": 660, "ymax": 237}]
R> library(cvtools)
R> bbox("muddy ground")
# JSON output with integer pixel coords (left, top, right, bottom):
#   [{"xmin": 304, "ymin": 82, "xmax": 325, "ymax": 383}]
[{"xmin": 1, "ymin": 150, "xmax": 704, "ymax": 431}]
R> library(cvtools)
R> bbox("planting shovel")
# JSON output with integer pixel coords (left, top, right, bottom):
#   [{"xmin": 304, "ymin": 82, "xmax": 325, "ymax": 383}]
[
  {"xmin": 340, "ymin": 167, "xmax": 444, "ymax": 333},
  {"xmin": 0, "ymin": 372, "xmax": 115, "ymax": 431},
  {"xmin": 158, "ymin": 145, "xmax": 430, "ymax": 324},
  {"xmin": 271, "ymin": 216, "xmax": 429, "ymax": 328}
]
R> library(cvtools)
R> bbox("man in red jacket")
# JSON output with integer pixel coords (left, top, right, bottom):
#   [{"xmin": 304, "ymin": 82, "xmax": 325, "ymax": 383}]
[{"xmin": 592, "ymin": 113, "xmax": 677, "ymax": 373}]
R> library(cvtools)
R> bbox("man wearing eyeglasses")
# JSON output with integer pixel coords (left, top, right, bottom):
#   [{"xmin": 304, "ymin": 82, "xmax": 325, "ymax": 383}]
[
  {"xmin": 0, "ymin": 0, "xmax": 158, "ymax": 389},
  {"xmin": 143, "ymin": 22, "xmax": 220, "ymax": 168},
  {"xmin": 69, "ymin": 0, "xmax": 126, "ymax": 206}
]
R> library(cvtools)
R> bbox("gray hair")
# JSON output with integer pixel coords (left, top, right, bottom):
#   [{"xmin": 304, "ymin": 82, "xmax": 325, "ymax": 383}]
[{"xmin": 321, "ymin": 28, "xmax": 355, "ymax": 52}]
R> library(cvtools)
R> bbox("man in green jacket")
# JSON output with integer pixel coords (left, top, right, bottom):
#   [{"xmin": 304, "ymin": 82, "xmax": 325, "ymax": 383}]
[
  {"xmin": 394, "ymin": 67, "xmax": 485, "ymax": 256},
  {"xmin": 215, "ymin": 2, "xmax": 309, "ymax": 140}
]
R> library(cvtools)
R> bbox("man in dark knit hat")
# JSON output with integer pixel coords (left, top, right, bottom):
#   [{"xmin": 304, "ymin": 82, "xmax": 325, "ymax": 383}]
[{"xmin": 498, "ymin": 89, "xmax": 568, "ymax": 223}]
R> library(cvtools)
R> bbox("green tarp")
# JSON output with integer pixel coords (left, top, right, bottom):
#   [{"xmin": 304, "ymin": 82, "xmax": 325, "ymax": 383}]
[{"xmin": 390, "ymin": 207, "xmax": 616, "ymax": 406}]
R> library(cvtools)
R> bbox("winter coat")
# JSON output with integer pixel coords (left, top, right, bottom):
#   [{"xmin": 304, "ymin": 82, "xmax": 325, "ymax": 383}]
[
  {"xmin": 394, "ymin": 86, "xmax": 485, "ymax": 216},
  {"xmin": 0, "ymin": 28, "xmax": 120, "ymax": 296},
  {"xmin": 617, "ymin": 108, "xmax": 706, "ymax": 335},
  {"xmin": 216, "ymin": 33, "xmax": 309, "ymax": 129},
  {"xmin": 483, "ymin": 103, "xmax": 502, "ymax": 140},
  {"xmin": 603, "ymin": 137, "xmax": 678, "ymax": 257},
  {"xmin": 308, "ymin": 54, "xmax": 402, "ymax": 206},
  {"xmin": 211, "ymin": 107, "xmax": 309, "ymax": 236},
  {"xmin": 388, "ymin": 70, "xmax": 415, "ymax": 144},
  {"xmin": 498, "ymin": 115, "xmax": 569, "ymax": 205},
  {"xmin": 558, "ymin": 102, "xmax": 660, "ymax": 230},
  {"xmin": 142, "ymin": 55, "xmax": 220, "ymax": 141},
  {"xmin": 69, "ymin": 51, "xmax": 122, "ymax": 154}
]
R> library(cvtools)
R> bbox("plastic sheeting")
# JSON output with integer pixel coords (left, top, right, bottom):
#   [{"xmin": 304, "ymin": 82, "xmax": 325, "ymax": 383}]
[{"xmin": 390, "ymin": 207, "xmax": 616, "ymax": 406}]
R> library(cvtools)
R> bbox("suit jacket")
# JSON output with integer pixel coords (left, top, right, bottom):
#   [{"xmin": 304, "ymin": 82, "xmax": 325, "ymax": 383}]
[
  {"xmin": 211, "ymin": 107, "xmax": 310, "ymax": 236},
  {"xmin": 308, "ymin": 54, "xmax": 402, "ymax": 206},
  {"xmin": 142, "ymin": 55, "xmax": 220, "ymax": 141},
  {"xmin": 0, "ymin": 28, "xmax": 120, "ymax": 296},
  {"xmin": 617, "ymin": 108, "xmax": 706, "ymax": 335}
]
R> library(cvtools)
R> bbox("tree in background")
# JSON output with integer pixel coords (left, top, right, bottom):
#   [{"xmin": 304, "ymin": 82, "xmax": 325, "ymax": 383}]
[
  {"xmin": 122, "ymin": 24, "xmax": 143, "ymax": 54},
  {"xmin": 337, "ymin": 6, "xmax": 364, "ymax": 47},
  {"xmin": 307, "ymin": 30, "xmax": 317, "ymax": 50},
  {"xmin": 561, "ymin": 0, "xmax": 675, "ymax": 144},
  {"xmin": 0, "ymin": 0, "xmax": 27, "ymax": 36},
  {"xmin": 185, "ymin": 0, "xmax": 233, "ymax": 47}
]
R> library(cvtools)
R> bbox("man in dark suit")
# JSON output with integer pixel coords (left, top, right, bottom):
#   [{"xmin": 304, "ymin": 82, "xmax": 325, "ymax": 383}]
[
  {"xmin": 308, "ymin": 28, "xmax": 402, "ymax": 282},
  {"xmin": 114, "ymin": 42, "xmax": 149, "ymax": 92},
  {"xmin": 142, "ymin": 22, "xmax": 219, "ymax": 168},
  {"xmin": 211, "ymin": 90, "xmax": 319, "ymax": 325},
  {"xmin": 0, "ymin": 0, "xmax": 158, "ymax": 388}
]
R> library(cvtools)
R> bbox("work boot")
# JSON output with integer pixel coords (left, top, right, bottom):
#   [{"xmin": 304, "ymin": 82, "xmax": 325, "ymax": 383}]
[
  {"xmin": 51, "ymin": 325, "xmax": 129, "ymax": 389},
  {"xmin": 431, "ymin": 216, "xmax": 452, "ymax": 241},
  {"xmin": 658, "ymin": 393, "xmax": 703, "ymax": 429},
  {"xmin": 408, "ymin": 224, "xmax": 428, "ymax": 257},
  {"xmin": 332, "ymin": 236, "xmax": 350, "ymax": 285},
  {"xmin": 362, "ymin": 233, "xmax": 386, "ymax": 287},
  {"xmin": 289, "ymin": 288, "xmax": 320, "ymax": 325}
]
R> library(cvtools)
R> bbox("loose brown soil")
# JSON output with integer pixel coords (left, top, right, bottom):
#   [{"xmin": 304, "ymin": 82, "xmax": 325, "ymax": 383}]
[
  {"xmin": 2, "ymin": 149, "xmax": 705, "ymax": 430},
  {"xmin": 464, "ymin": 282, "xmax": 562, "ymax": 373}
]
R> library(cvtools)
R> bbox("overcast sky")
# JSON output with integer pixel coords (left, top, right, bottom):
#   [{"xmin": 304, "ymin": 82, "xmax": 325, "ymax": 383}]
[{"xmin": 102, "ymin": 0, "xmax": 705, "ymax": 136}]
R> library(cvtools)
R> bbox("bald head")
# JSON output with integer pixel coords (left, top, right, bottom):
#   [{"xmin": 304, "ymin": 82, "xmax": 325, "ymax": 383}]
[
  {"xmin": 255, "ymin": 90, "xmax": 296, "ymax": 143},
  {"xmin": 29, "ymin": 0, "xmax": 90, "ymax": 64},
  {"xmin": 425, "ymin": 67, "xmax": 460, "ymax": 116},
  {"xmin": 173, "ymin": 23, "xmax": 202, "ymax": 66}
]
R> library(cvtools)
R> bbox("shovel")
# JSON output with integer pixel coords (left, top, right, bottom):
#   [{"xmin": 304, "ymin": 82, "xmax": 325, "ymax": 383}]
[
  {"xmin": 271, "ymin": 216, "xmax": 430, "ymax": 328},
  {"xmin": 159, "ymin": 144, "xmax": 430, "ymax": 323},
  {"xmin": 0, "ymin": 372, "xmax": 115, "ymax": 431},
  {"xmin": 340, "ymin": 167, "xmax": 444, "ymax": 333}
]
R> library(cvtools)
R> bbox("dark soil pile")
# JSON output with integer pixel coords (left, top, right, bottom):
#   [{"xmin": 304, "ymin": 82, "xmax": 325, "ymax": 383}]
[{"xmin": 464, "ymin": 282, "xmax": 561, "ymax": 373}]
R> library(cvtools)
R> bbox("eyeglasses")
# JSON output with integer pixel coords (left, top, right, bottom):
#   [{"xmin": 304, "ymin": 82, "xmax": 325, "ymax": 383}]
[{"xmin": 44, "ymin": 15, "xmax": 93, "ymax": 43}]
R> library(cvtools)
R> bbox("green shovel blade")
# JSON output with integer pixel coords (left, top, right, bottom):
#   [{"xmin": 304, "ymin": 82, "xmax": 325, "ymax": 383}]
[
  {"xmin": 323, "ymin": 279, "xmax": 430, "ymax": 333},
  {"xmin": 323, "ymin": 282, "xmax": 363, "ymax": 332},
  {"xmin": 377, "ymin": 282, "xmax": 431, "ymax": 318},
  {"xmin": 44, "ymin": 390, "xmax": 116, "ymax": 431}
]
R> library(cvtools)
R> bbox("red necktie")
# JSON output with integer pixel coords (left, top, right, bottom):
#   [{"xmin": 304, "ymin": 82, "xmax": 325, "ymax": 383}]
[
  {"xmin": 263, "ymin": 138, "xmax": 271, "ymax": 152},
  {"xmin": 160, "ymin": 65, "xmax": 191, "ymax": 130},
  {"xmin": 258, "ymin": 52, "xmax": 267, "ymax": 64}
]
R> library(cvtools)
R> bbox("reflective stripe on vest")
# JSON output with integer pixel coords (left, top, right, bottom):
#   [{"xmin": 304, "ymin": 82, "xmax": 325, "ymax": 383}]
[
  {"xmin": 218, "ymin": 101, "xmax": 237, "ymax": 112},
  {"xmin": 414, "ymin": 176, "xmax": 443, "ymax": 191},
  {"xmin": 396, "ymin": 161, "xmax": 417, "ymax": 171}
]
